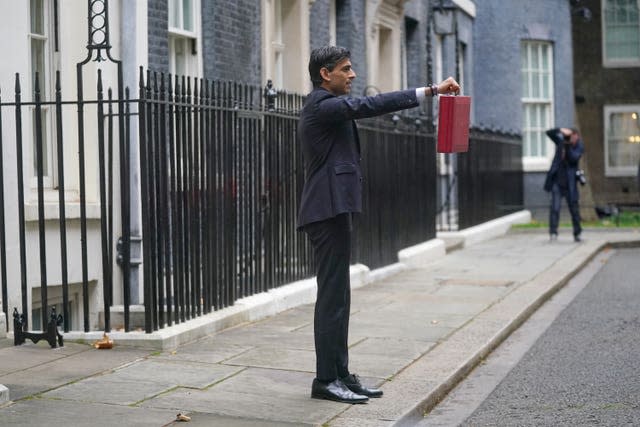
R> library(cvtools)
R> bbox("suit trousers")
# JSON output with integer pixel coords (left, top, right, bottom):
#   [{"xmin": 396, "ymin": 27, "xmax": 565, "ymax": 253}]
[
  {"xmin": 304, "ymin": 213, "xmax": 352, "ymax": 381},
  {"xmin": 550, "ymin": 182, "xmax": 581, "ymax": 236}
]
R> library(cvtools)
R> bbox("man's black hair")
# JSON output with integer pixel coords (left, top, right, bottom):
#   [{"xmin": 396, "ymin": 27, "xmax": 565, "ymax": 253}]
[{"xmin": 308, "ymin": 46, "xmax": 351, "ymax": 88}]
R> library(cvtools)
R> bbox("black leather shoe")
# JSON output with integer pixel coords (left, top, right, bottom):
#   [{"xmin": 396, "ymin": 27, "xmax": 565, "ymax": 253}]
[
  {"xmin": 311, "ymin": 379, "xmax": 368, "ymax": 404},
  {"xmin": 340, "ymin": 373, "xmax": 383, "ymax": 398},
  {"xmin": 574, "ymin": 234, "xmax": 582, "ymax": 242}
]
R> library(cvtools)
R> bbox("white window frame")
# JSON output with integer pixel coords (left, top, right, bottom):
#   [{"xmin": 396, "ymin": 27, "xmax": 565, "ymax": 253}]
[
  {"xmin": 29, "ymin": 0, "xmax": 55, "ymax": 189},
  {"xmin": 458, "ymin": 42, "xmax": 466, "ymax": 95},
  {"xmin": 603, "ymin": 104, "xmax": 640, "ymax": 176},
  {"xmin": 168, "ymin": 0, "xmax": 202, "ymax": 78},
  {"xmin": 367, "ymin": 1, "xmax": 403, "ymax": 93},
  {"xmin": 602, "ymin": 0, "xmax": 640, "ymax": 68},
  {"xmin": 521, "ymin": 40, "xmax": 555, "ymax": 172},
  {"xmin": 262, "ymin": 0, "xmax": 311, "ymax": 93}
]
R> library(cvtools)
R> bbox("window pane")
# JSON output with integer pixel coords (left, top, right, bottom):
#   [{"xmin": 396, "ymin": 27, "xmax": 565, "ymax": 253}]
[
  {"xmin": 31, "ymin": 38, "xmax": 46, "ymax": 95},
  {"xmin": 521, "ymin": 41, "xmax": 553, "ymax": 159},
  {"xmin": 531, "ymin": 72, "xmax": 540, "ymax": 98},
  {"xmin": 30, "ymin": 0, "xmax": 44, "ymax": 35},
  {"xmin": 169, "ymin": 0, "xmax": 179, "ymax": 28},
  {"xmin": 604, "ymin": 0, "xmax": 640, "ymax": 61},
  {"xmin": 541, "ymin": 44, "xmax": 549, "ymax": 69},
  {"xmin": 531, "ymin": 45, "xmax": 539, "ymax": 68},
  {"xmin": 607, "ymin": 111, "xmax": 640, "ymax": 168},
  {"xmin": 542, "ymin": 74, "xmax": 550, "ymax": 98},
  {"xmin": 183, "ymin": 0, "xmax": 193, "ymax": 31}
]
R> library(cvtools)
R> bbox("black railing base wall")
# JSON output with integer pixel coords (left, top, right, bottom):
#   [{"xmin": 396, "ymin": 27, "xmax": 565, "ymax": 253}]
[
  {"xmin": 13, "ymin": 307, "xmax": 64, "ymax": 348},
  {"xmin": 457, "ymin": 129, "xmax": 524, "ymax": 229}
]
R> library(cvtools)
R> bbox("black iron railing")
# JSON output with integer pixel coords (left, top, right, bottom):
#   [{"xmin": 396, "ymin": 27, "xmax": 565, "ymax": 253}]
[
  {"xmin": 137, "ymin": 71, "xmax": 316, "ymax": 332},
  {"xmin": 0, "ymin": 69, "xmax": 127, "ymax": 334},
  {"xmin": 354, "ymin": 116, "xmax": 436, "ymax": 269},
  {"xmin": 457, "ymin": 128, "xmax": 523, "ymax": 229},
  {"xmin": 1, "ymin": 66, "xmax": 518, "ymax": 335},
  {"xmin": 136, "ymin": 73, "xmax": 437, "ymax": 331}
]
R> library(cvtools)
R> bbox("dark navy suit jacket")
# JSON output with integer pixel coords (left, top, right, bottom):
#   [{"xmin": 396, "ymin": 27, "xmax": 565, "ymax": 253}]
[
  {"xmin": 543, "ymin": 127, "xmax": 584, "ymax": 202},
  {"xmin": 297, "ymin": 87, "xmax": 419, "ymax": 228}
]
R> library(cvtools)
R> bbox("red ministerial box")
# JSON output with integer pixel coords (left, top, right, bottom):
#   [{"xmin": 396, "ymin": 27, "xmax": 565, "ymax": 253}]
[{"xmin": 437, "ymin": 95, "xmax": 471, "ymax": 153}]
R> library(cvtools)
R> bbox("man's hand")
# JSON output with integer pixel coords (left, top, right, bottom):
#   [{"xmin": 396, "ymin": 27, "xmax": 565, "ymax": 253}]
[
  {"xmin": 437, "ymin": 77, "xmax": 461, "ymax": 95},
  {"xmin": 560, "ymin": 128, "xmax": 579, "ymax": 145}
]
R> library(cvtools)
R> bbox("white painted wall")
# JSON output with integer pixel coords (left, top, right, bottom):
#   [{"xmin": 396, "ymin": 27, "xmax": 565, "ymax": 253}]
[{"xmin": 0, "ymin": 0, "xmax": 148, "ymax": 331}]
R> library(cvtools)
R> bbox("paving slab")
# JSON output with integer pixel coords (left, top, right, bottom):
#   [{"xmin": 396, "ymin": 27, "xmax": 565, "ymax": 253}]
[
  {"xmin": 143, "ymin": 367, "xmax": 346, "ymax": 425},
  {"xmin": 0, "ymin": 398, "xmax": 175, "ymax": 427},
  {"xmin": 223, "ymin": 346, "xmax": 316, "ymax": 372},
  {"xmin": 44, "ymin": 359, "xmax": 243, "ymax": 405},
  {"xmin": 164, "ymin": 412, "xmax": 311, "ymax": 426},
  {"xmin": 0, "ymin": 345, "xmax": 150, "ymax": 400},
  {"xmin": 0, "ymin": 342, "xmax": 86, "ymax": 376},
  {"xmin": 349, "ymin": 318, "xmax": 457, "ymax": 342},
  {"xmin": 205, "ymin": 325, "xmax": 316, "ymax": 350},
  {"xmin": 154, "ymin": 341, "xmax": 253, "ymax": 364},
  {"xmin": 0, "ymin": 229, "xmax": 638, "ymax": 427}
]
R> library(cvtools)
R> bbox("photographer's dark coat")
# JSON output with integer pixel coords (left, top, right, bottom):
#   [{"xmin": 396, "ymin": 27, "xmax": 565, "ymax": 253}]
[
  {"xmin": 297, "ymin": 87, "xmax": 419, "ymax": 228},
  {"xmin": 544, "ymin": 127, "xmax": 584, "ymax": 203}
]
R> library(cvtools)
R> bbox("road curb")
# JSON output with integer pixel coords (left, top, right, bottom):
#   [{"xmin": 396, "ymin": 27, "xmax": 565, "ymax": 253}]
[
  {"xmin": 391, "ymin": 238, "xmax": 640, "ymax": 426},
  {"xmin": 330, "ymin": 237, "xmax": 640, "ymax": 426}
]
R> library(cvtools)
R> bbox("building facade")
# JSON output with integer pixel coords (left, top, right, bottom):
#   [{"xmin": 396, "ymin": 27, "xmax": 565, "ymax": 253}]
[
  {"xmin": 0, "ymin": 1, "xmax": 141, "ymax": 334},
  {"xmin": 572, "ymin": 0, "xmax": 640, "ymax": 210},
  {"xmin": 1, "ymin": 0, "xmax": 586, "ymax": 337},
  {"xmin": 473, "ymin": 0, "xmax": 576, "ymax": 220}
]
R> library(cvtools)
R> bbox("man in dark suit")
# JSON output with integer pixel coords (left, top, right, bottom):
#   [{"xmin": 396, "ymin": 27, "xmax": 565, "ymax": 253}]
[
  {"xmin": 297, "ymin": 46, "xmax": 459, "ymax": 404},
  {"xmin": 544, "ymin": 127, "xmax": 585, "ymax": 242}
]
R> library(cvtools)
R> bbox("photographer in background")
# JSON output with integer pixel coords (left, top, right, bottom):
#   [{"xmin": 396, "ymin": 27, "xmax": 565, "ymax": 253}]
[{"xmin": 544, "ymin": 127, "xmax": 585, "ymax": 242}]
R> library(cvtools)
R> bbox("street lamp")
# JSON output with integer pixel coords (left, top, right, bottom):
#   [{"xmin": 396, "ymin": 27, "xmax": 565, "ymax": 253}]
[
  {"xmin": 432, "ymin": 0, "xmax": 456, "ymax": 36},
  {"xmin": 570, "ymin": 0, "xmax": 592, "ymax": 22},
  {"xmin": 264, "ymin": 80, "xmax": 277, "ymax": 111}
]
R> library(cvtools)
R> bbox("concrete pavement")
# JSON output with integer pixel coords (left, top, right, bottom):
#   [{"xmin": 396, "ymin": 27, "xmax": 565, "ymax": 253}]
[{"xmin": 0, "ymin": 225, "xmax": 638, "ymax": 426}]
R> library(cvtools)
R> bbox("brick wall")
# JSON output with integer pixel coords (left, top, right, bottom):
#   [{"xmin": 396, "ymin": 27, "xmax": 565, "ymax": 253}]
[
  {"xmin": 336, "ymin": 0, "xmax": 368, "ymax": 96},
  {"xmin": 404, "ymin": 0, "xmax": 427, "ymax": 88},
  {"xmin": 148, "ymin": 0, "xmax": 169, "ymax": 73},
  {"xmin": 572, "ymin": 0, "xmax": 640, "ymax": 206},
  {"xmin": 473, "ymin": 0, "xmax": 575, "ymax": 218},
  {"xmin": 311, "ymin": 0, "xmax": 332, "ymax": 50},
  {"xmin": 201, "ymin": 0, "xmax": 262, "ymax": 85}
]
